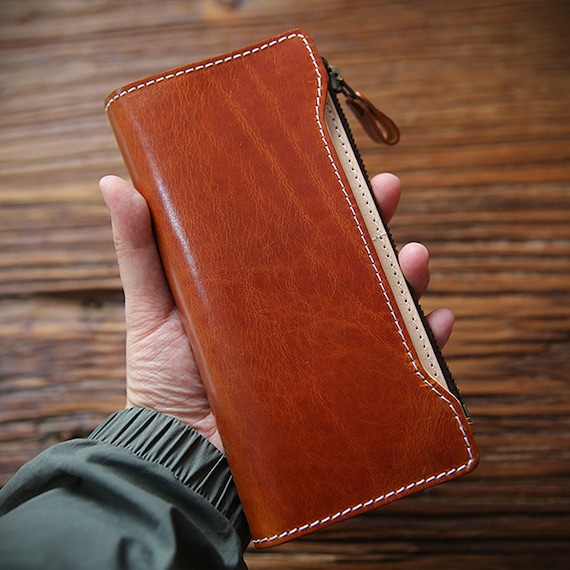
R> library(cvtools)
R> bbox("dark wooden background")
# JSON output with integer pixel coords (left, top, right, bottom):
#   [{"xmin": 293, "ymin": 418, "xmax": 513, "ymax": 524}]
[{"xmin": 1, "ymin": 1, "xmax": 569, "ymax": 568}]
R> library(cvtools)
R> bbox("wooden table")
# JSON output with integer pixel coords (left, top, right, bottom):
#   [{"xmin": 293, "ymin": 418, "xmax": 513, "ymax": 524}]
[{"xmin": 1, "ymin": 1, "xmax": 569, "ymax": 567}]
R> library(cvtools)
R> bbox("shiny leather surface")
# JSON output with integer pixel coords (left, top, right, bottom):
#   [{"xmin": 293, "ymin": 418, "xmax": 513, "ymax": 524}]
[{"xmin": 106, "ymin": 29, "xmax": 479, "ymax": 548}]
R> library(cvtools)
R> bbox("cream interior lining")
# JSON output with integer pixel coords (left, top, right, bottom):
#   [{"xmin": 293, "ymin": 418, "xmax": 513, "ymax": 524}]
[{"xmin": 324, "ymin": 93, "xmax": 450, "ymax": 393}]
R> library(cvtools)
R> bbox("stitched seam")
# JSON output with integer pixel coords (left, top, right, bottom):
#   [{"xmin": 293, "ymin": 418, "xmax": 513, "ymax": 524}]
[
  {"xmin": 254, "ymin": 34, "xmax": 475, "ymax": 546},
  {"xmin": 320, "ymin": 104, "xmax": 476, "ymax": 470},
  {"xmin": 105, "ymin": 31, "xmax": 474, "ymax": 545},
  {"xmin": 325, "ymin": 102, "xmax": 440, "ymax": 381},
  {"xmin": 104, "ymin": 33, "xmax": 300, "ymax": 111},
  {"xmin": 253, "ymin": 461, "xmax": 473, "ymax": 546}
]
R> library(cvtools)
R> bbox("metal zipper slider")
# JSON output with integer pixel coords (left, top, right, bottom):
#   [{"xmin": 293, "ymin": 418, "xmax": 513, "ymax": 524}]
[{"xmin": 326, "ymin": 63, "xmax": 400, "ymax": 146}]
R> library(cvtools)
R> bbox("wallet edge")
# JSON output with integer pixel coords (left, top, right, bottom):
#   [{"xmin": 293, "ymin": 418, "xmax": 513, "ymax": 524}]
[{"xmin": 104, "ymin": 28, "xmax": 480, "ymax": 550}]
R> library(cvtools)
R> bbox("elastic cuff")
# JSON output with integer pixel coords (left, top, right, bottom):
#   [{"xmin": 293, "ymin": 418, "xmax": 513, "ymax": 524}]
[{"xmin": 88, "ymin": 407, "xmax": 250, "ymax": 548}]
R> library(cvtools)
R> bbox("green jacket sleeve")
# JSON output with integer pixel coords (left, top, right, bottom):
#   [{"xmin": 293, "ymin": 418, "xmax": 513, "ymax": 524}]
[{"xmin": 0, "ymin": 407, "xmax": 250, "ymax": 570}]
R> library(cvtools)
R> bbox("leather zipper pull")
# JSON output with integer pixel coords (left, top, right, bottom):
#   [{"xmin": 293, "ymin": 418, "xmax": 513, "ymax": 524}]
[{"xmin": 326, "ymin": 63, "xmax": 400, "ymax": 146}]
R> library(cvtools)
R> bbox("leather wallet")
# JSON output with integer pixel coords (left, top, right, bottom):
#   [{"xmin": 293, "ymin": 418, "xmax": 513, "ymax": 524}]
[{"xmin": 105, "ymin": 29, "xmax": 479, "ymax": 548}]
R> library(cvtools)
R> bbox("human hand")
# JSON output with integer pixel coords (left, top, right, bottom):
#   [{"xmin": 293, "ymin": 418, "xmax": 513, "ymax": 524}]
[
  {"xmin": 99, "ymin": 173, "xmax": 454, "ymax": 451},
  {"xmin": 100, "ymin": 175, "xmax": 222, "ymax": 448}
]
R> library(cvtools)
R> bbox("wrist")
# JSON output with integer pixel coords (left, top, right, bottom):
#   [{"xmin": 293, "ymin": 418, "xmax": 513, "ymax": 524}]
[{"xmin": 89, "ymin": 407, "xmax": 250, "ymax": 548}]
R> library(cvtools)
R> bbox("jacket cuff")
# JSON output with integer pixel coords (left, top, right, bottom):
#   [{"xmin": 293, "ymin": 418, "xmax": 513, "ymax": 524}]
[{"xmin": 88, "ymin": 407, "xmax": 250, "ymax": 548}]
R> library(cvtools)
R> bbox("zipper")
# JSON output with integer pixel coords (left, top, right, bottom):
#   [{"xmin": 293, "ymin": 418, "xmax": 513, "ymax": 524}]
[
  {"xmin": 324, "ymin": 60, "xmax": 472, "ymax": 421},
  {"xmin": 325, "ymin": 61, "xmax": 400, "ymax": 146}
]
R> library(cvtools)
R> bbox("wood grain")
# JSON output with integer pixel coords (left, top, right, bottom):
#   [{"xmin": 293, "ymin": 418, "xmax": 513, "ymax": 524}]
[{"xmin": 1, "ymin": 0, "xmax": 569, "ymax": 567}]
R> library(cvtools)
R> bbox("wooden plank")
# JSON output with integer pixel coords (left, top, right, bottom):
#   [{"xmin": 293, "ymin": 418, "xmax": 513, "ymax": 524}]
[
  {"xmin": 0, "ymin": 296, "xmax": 126, "ymax": 484},
  {"xmin": 0, "ymin": 0, "xmax": 569, "ymax": 567}
]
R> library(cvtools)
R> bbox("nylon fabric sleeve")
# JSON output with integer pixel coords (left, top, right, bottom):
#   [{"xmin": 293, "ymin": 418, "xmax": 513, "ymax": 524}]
[{"xmin": 0, "ymin": 408, "xmax": 250, "ymax": 570}]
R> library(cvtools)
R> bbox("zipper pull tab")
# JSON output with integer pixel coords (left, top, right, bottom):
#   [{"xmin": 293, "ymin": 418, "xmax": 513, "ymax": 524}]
[{"xmin": 326, "ymin": 63, "xmax": 400, "ymax": 146}]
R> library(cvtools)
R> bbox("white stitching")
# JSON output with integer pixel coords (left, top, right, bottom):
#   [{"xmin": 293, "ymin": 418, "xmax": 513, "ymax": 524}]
[
  {"xmin": 323, "ymin": 102, "xmax": 421, "ymax": 376},
  {"xmin": 253, "ymin": 461, "xmax": 473, "ymax": 545},
  {"xmin": 253, "ymin": 37, "xmax": 475, "ymax": 544},
  {"xmin": 105, "ymin": 31, "xmax": 475, "ymax": 545},
  {"xmin": 104, "ymin": 34, "xmax": 298, "ymax": 111},
  {"xmin": 325, "ymin": 102, "xmax": 440, "ymax": 381}
]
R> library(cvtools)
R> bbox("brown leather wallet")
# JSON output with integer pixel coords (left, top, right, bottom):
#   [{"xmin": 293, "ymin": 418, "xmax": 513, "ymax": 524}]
[{"xmin": 105, "ymin": 29, "xmax": 479, "ymax": 548}]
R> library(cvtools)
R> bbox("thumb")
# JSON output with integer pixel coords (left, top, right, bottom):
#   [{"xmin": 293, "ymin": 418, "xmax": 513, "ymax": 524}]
[{"xmin": 100, "ymin": 175, "xmax": 173, "ymax": 320}]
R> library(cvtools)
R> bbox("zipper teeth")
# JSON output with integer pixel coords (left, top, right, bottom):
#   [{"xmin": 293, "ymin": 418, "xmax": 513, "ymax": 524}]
[{"xmin": 325, "ymin": 72, "xmax": 470, "ymax": 418}]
